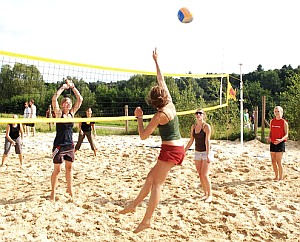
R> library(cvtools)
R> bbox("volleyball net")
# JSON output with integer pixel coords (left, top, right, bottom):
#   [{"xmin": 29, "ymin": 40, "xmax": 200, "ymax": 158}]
[{"xmin": 0, "ymin": 50, "xmax": 234, "ymax": 124}]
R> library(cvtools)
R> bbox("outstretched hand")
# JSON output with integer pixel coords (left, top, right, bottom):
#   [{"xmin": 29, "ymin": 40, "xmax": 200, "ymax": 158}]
[{"xmin": 152, "ymin": 47, "xmax": 158, "ymax": 62}]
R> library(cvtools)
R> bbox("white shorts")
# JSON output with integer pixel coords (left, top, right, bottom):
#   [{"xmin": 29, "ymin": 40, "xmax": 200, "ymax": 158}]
[{"xmin": 194, "ymin": 151, "xmax": 214, "ymax": 162}]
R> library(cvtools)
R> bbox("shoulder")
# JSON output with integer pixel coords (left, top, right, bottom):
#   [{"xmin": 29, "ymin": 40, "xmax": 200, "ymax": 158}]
[
  {"xmin": 203, "ymin": 122, "xmax": 211, "ymax": 131},
  {"xmin": 283, "ymin": 119, "xmax": 288, "ymax": 125}
]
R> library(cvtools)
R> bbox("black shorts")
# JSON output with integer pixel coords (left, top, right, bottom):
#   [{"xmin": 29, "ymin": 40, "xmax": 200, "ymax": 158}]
[
  {"xmin": 52, "ymin": 145, "xmax": 74, "ymax": 164},
  {"xmin": 270, "ymin": 142, "xmax": 285, "ymax": 152}
]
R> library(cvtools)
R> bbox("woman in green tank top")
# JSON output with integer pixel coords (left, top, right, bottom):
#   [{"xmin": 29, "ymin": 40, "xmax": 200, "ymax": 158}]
[{"xmin": 119, "ymin": 48, "xmax": 185, "ymax": 233}]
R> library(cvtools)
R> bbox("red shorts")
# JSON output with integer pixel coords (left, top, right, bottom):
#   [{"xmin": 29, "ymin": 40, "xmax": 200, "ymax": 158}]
[{"xmin": 158, "ymin": 144, "xmax": 185, "ymax": 165}]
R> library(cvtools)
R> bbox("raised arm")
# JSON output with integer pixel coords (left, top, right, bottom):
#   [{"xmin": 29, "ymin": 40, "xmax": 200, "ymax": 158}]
[
  {"xmin": 52, "ymin": 80, "xmax": 83, "ymax": 117},
  {"xmin": 52, "ymin": 84, "xmax": 68, "ymax": 118},
  {"xmin": 152, "ymin": 48, "xmax": 172, "ymax": 102},
  {"xmin": 69, "ymin": 85, "xmax": 83, "ymax": 115}
]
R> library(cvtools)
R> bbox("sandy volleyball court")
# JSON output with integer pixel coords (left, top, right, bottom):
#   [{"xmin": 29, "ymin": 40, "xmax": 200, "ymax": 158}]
[{"xmin": 0, "ymin": 132, "xmax": 299, "ymax": 241}]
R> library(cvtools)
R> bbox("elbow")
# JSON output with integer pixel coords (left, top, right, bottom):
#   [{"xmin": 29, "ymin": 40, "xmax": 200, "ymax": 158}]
[
  {"xmin": 78, "ymin": 96, "xmax": 84, "ymax": 105},
  {"xmin": 139, "ymin": 133, "xmax": 149, "ymax": 140},
  {"xmin": 77, "ymin": 95, "xmax": 83, "ymax": 103},
  {"xmin": 140, "ymin": 135, "xmax": 148, "ymax": 140}
]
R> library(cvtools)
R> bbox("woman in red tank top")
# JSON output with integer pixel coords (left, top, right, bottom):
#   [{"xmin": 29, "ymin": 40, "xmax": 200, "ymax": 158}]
[{"xmin": 267, "ymin": 106, "xmax": 288, "ymax": 181}]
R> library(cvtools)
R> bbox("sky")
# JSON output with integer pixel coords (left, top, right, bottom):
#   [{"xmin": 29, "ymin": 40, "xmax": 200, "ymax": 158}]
[{"xmin": 1, "ymin": 0, "xmax": 300, "ymax": 75}]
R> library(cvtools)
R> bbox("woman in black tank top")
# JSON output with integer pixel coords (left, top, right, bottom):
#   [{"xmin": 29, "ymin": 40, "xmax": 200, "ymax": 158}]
[
  {"xmin": 1, "ymin": 114, "xmax": 24, "ymax": 166},
  {"xmin": 185, "ymin": 109, "xmax": 213, "ymax": 203},
  {"xmin": 50, "ymin": 77, "xmax": 83, "ymax": 202}
]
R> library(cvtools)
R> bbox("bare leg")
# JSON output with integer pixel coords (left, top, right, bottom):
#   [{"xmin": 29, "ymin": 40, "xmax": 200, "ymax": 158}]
[
  {"xmin": 26, "ymin": 126, "xmax": 30, "ymax": 137},
  {"xmin": 200, "ymin": 159, "xmax": 212, "ymax": 203},
  {"xmin": 1, "ymin": 154, "xmax": 8, "ymax": 166},
  {"xmin": 65, "ymin": 161, "xmax": 73, "ymax": 197},
  {"xmin": 133, "ymin": 160, "xmax": 174, "ymax": 233},
  {"xmin": 119, "ymin": 167, "xmax": 155, "ymax": 214},
  {"xmin": 195, "ymin": 160, "xmax": 207, "ymax": 199},
  {"xmin": 18, "ymin": 154, "xmax": 23, "ymax": 166},
  {"xmin": 270, "ymin": 152, "xmax": 279, "ymax": 180},
  {"xmin": 275, "ymin": 152, "xmax": 284, "ymax": 180},
  {"xmin": 50, "ymin": 164, "xmax": 61, "ymax": 201}
]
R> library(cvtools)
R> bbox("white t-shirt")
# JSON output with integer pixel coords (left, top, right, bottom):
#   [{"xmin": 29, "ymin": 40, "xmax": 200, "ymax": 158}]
[
  {"xmin": 30, "ymin": 104, "xmax": 37, "ymax": 118},
  {"xmin": 24, "ymin": 107, "xmax": 31, "ymax": 118}
]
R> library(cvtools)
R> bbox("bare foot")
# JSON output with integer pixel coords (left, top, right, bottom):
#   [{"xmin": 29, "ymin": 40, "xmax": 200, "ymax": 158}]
[
  {"xmin": 200, "ymin": 195, "xmax": 208, "ymax": 201},
  {"xmin": 133, "ymin": 222, "xmax": 150, "ymax": 233},
  {"xmin": 50, "ymin": 192, "xmax": 55, "ymax": 202},
  {"xmin": 204, "ymin": 196, "xmax": 212, "ymax": 203},
  {"xmin": 119, "ymin": 204, "xmax": 136, "ymax": 214},
  {"xmin": 273, "ymin": 177, "xmax": 279, "ymax": 181},
  {"xmin": 67, "ymin": 188, "xmax": 73, "ymax": 197}
]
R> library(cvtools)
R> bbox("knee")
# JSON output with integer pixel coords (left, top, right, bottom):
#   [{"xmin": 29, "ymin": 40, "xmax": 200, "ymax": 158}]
[
  {"xmin": 200, "ymin": 172, "xmax": 209, "ymax": 179},
  {"xmin": 65, "ymin": 164, "xmax": 73, "ymax": 172},
  {"xmin": 146, "ymin": 172, "xmax": 154, "ymax": 183},
  {"xmin": 152, "ymin": 181, "xmax": 164, "ymax": 192},
  {"xmin": 53, "ymin": 168, "xmax": 61, "ymax": 175}
]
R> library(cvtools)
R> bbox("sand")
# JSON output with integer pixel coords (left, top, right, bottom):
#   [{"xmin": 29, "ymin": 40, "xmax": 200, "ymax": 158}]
[{"xmin": 0, "ymin": 132, "xmax": 299, "ymax": 242}]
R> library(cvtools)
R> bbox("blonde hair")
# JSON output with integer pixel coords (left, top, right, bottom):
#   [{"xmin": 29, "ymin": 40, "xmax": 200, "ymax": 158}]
[
  {"xmin": 274, "ymin": 106, "xmax": 283, "ymax": 113},
  {"xmin": 60, "ymin": 97, "xmax": 72, "ymax": 106}
]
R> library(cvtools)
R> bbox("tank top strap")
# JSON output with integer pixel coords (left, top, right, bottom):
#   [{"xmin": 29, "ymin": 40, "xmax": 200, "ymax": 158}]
[
  {"xmin": 158, "ymin": 111, "xmax": 170, "ymax": 121},
  {"xmin": 60, "ymin": 112, "xmax": 73, "ymax": 118},
  {"xmin": 194, "ymin": 123, "xmax": 206, "ymax": 134}
]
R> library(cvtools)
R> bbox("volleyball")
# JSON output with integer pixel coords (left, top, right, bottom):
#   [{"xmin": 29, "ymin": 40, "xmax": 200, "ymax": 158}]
[{"xmin": 177, "ymin": 7, "xmax": 193, "ymax": 23}]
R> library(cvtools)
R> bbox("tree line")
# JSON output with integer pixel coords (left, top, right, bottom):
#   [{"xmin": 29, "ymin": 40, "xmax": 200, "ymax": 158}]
[{"xmin": 0, "ymin": 62, "xmax": 299, "ymax": 139}]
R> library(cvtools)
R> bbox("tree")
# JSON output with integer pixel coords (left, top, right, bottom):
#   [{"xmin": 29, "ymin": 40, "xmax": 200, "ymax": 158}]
[{"xmin": 280, "ymin": 74, "xmax": 300, "ymax": 139}]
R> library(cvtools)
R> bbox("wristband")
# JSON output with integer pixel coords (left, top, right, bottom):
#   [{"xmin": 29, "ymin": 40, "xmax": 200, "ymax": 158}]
[{"xmin": 135, "ymin": 116, "xmax": 143, "ymax": 119}]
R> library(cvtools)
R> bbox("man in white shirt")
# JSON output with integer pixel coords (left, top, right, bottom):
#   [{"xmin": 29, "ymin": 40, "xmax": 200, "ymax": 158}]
[
  {"xmin": 28, "ymin": 99, "xmax": 37, "ymax": 136},
  {"xmin": 23, "ymin": 101, "xmax": 31, "ymax": 136}
]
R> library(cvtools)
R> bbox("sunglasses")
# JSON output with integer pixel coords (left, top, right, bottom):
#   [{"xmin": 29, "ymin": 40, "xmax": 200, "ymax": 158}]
[{"xmin": 195, "ymin": 111, "xmax": 203, "ymax": 115}]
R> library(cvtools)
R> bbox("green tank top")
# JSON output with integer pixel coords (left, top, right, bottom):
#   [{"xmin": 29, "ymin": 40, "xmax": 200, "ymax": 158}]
[{"xmin": 158, "ymin": 112, "xmax": 181, "ymax": 141}]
